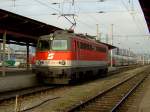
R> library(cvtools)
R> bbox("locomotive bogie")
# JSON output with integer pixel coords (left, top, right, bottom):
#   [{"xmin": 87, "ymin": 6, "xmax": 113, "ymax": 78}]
[{"xmin": 35, "ymin": 65, "xmax": 108, "ymax": 84}]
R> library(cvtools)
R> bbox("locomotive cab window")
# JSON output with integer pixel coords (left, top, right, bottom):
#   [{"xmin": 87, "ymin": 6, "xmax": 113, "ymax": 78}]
[
  {"xmin": 52, "ymin": 40, "xmax": 68, "ymax": 50},
  {"xmin": 37, "ymin": 40, "xmax": 50, "ymax": 51}
]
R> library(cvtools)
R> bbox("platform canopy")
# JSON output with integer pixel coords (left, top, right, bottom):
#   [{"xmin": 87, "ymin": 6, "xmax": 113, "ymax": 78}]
[
  {"xmin": 0, "ymin": 8, "xmax": 62, "ymax": 46},
  {"xmin": 139, "ymin": 0, "xmax": 150, "ymax": 32}
]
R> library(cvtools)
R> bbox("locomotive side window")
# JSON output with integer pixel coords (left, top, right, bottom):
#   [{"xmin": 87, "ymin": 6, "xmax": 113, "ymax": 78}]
[
  {"xmin": 52, "ymin": 40, "xmax": 68, "ymax": 50},
  {"xmin": 80, "ymin": 42, "xmax": 91, "ymax": 50},
  {"xmin": 37, "ymin": 40, "xmax": 50, "ymax": 51},
  {"xmin": 74, "ymin": 40, "xmax": 79, "ymax": 51},
  {"xmin": 79, "ymin": 42, "xmax": 106, "ymax": 53},
  {"xmin": 96, "ymin": 47, "xmax": 106, "ymax": 52}
]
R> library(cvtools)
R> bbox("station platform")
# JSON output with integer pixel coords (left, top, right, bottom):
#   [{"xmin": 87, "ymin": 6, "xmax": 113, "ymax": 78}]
[
  {"xmin": 0, "ymin": 67, "xmax": 32, "ymax": 76},
  {"xmin": 0, "ymin": 67, "xmax": 117, "ymax": 93},
  {"xmin": 0, "ymin": 67, "xmax": 38, "ymax": 93},
  {"xmin": 108, "ymin": 67, "xmax": 117, "ymax": 72},
  {"xmin": 138, "ymin": 76, "xmax": 150, "ymax": 112}
]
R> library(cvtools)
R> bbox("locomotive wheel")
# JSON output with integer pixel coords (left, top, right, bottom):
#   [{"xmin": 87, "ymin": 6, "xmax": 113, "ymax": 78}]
[
  {"xmin": 101, "ymin": 68, "xmax": 108, "ymax": 77},
  {"xmin": 70, "ymin": 73, "xmax": 77, "ymax": 84},
  {"xmin": 104, "ymin": 68, "xmax": 108, "ymax": 74},
  {"xmin": 36, "ymin": 73, "xmax": 44, "ymax": 83}
]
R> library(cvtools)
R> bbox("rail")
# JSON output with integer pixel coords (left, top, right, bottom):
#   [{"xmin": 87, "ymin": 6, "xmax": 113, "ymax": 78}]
[
  {"xmin": 110, "ymin": 74, "xmax": 148, "ymax": 112},
  {"xmin": 66, "ymin": 71, "xmax": 148, "ymax": 112}
]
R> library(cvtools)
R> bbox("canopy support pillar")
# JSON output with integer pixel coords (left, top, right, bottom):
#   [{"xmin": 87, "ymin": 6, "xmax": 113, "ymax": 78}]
[
  {"xmin": 2, "ymin": 31, "xmax": 6, "ymax": 76},
  {"xmin": 26, "ymin": 44, "xmax": 30, "ymax": 70}
]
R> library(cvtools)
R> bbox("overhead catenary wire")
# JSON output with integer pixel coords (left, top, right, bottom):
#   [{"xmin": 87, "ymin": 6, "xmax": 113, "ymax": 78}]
[
  {"xmin": 121, "ymin": 0, "xmax": 145, "ymax": 34},
  {"xmin": 76, "ymin": 18, "xmax": 95, "ymax": 29},
  {"xmin": 34, "ymin": 0, "xmax": 61, "ymax": 13},
  {"xmin": 5, "ymin": 0, "xmax": 148, "ymax": 37},
  {"xmin": 58, "ymin": 0, "xmax": 104, "ymax": 4},
  {"xmin": 131, "ymin": 1, "xmax": 148, "ymax": 34}
]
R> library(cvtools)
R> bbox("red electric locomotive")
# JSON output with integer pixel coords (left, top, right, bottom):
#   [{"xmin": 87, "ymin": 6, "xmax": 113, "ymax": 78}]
[{"xmin": 35, "ymin": 30, "xmax": 109, "ymax": 84}]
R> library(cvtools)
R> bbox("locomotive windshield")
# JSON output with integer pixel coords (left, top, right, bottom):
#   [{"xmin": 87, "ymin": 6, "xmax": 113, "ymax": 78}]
[
  {"xmin": 37, "ymin": 40, "xmax": 51, "ymax": 51},
  {"xmin": 52, "ymin": 40, "xmax": 67, "ymax": 50},
  {"xmin": 37, "ymin": 39, "xmax": 68, "ymax": 51}
]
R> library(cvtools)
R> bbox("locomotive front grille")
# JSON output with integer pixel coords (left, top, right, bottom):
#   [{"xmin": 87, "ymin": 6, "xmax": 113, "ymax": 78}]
[{"xmin": 35, "ymin": 66, "xmax": 72, "ymax": 78}]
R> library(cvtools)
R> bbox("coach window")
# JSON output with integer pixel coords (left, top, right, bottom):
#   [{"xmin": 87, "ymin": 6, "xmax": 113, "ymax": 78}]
[{"xmin": 52, "ymin": 40, "xmax": 68, "ymax": 50}]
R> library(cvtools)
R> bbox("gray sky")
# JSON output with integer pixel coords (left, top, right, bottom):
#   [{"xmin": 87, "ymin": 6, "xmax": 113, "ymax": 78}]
[{"xmin": 0, "ymin": 0, "xmax": 150, "ymax": 54}]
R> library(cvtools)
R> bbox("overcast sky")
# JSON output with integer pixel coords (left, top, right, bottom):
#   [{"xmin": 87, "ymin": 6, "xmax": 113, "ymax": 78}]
[{"xmin": 0, "ymin": 0, "xmax": 150, "ymax": 54}]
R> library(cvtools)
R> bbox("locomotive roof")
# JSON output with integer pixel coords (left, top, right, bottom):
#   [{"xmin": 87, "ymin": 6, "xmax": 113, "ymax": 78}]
[
  {"xmin": 100, "ymin": 42, "xmax": 116, "ymax": 50},
  {"xmin": 39, "ymin": 30, "xmax": 116, "ymax": 50}
]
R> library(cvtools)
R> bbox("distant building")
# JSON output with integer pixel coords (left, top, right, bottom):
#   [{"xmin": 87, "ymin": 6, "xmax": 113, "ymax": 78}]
[
  {"xmin": 14, "ymin": 49, "xmax": 27, "ymax": 63},
  {"xmin": 136, "ymin": 53, "xmax": 150, "ymax": 64},
  {"xmin": 0, "ymin": 43, "xmax": 14, "ymax": 61},
  {"xmin": 0, "ymin": 43, "xmax": 35, "ymax": 65}
]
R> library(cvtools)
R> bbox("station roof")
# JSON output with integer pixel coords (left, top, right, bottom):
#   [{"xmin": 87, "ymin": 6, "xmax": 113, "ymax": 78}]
[
  {"xmin": 0, "ymin": 8, "xmax": 62, "ymax": 46},
  {"xmin": 139, "ymin": 0, "xmax": 150, "ymax": 32}
]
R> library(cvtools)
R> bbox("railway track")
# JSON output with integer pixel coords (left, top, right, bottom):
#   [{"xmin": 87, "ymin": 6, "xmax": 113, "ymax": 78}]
[
  {"xmin": 0, "ymin": 85, "xmax": 63, "ymax": 112},
  {"xmin": 114, "ymin": 74, "xmax": 150, "ymax": 112},
  {"xmin": 0, "ymin": 85, "xmax": 57, "ymax": 101},
  {"xmin": 0, "ymin": 66, "xmax": 148, "ymax": 112},
  {"xmin": 0, "ymin": 65, "xmax": 140, "ymax": 102},
  {"xmin": 66, "ymin": 71, "xmax": 148, "ymax": 112}
]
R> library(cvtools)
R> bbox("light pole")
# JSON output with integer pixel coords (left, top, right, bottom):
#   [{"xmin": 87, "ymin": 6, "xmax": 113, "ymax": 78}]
[
  {"xmin": 142, "ymin": 53, "xmax": 145, "ymax": 65},
  {"xmin": 110, "ymin": 24, "xmax": 114, "ymax": 68},
  {"xmin": 128, "ymin": 48, "xmax": 130, "ymax": 65},
  {"xmin": 96, "ymin": 24, "xmax": 100, "ymax": 41}
]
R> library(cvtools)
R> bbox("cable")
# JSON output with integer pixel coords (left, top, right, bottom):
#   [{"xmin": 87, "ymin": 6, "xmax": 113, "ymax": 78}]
[
  {"xmin": 121, "ymin": 0, "xmax": 145, "ymax": 34},
  {"xmin": 20, "ymin": 97, "xmax": 60, "ymax": 112},
  {"xmin": 76, "ymin": 18, "xmax": 95, "ymax": 29},
  {"xmin": 33, "ymin": 0, "xmax": 61, "ymax": 13},
  {"xmin": 132, "ymin": 1, "xmax": 148, "ymax": 34},
  {"xmin": 60, "ymin": 0, "xmax": 102, "ymax": 4}
]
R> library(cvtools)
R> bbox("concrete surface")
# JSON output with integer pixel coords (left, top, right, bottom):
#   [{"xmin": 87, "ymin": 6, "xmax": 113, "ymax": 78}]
[
  {"xmin": 0, "ymin": 69, "xmax": 38, "ymax": 92},
  {"xmin": 0, "ymin": 67, "xmax": 32, "ymax": 76},
  {"xmin": 0, "ymin": 67, "xmax": 117, "ymax": 93},
  {"xmin": 108, "ymin": 67, "xmax": 117, "ymax": 72},
  {"xmin": 138, "ymin": 77, "xmax": 150, "ymax": 112}
]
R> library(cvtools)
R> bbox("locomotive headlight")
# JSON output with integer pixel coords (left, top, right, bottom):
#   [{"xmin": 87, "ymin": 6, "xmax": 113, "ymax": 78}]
[
  {"xmin": 50, "ymin": 37, "xmax": 54, "ymax": 40},
  {"xmin": 59, "ymin": 60, "xmax": 66, "ymax": 65},
  {"xmin": 49, "ymin": 34, "xmax": 54, "ymax": 40},
  {"xmin": 36, "ymin": 60, "xmax": 44, "ymax": 65},
  {"xmin": 36, "ymin": 60, "xmax": 39, "ymax": 65}
]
